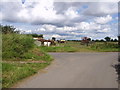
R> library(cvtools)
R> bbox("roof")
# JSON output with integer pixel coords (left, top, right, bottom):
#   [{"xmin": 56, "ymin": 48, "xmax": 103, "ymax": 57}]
[{"xmin": 38, "ymin": 39, "xmax": 54, "ymax": 42}]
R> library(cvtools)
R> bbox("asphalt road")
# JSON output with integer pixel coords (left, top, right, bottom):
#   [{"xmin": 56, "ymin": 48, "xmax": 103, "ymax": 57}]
[{"xmin": 14, "ymin": 52, "xmax": 118, "ymax": 88}]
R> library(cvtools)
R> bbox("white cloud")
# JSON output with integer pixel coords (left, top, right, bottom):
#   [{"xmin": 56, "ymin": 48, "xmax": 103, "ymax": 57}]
[
  {"xmin": 30, "ymin": 1, "xmax": 64, "ymax": 22},
  {"xmin": 36, "ymin": 24, "xmax": 77, "ymax": 35},
  {"xmin": 41, "ymin": 24, "xmax": 56, "ymax": 32},
  {"xmin": 51, "ymin": 34, "xmax": 68, "ymax": 39},
  {"xmin": 1, "ymin": 1, "xmax": 118, "ymax": 26},
  {"xmin": 84, "ymin": 2, "xmax": 118, "ymax": 16},
  {"xmin": 65, "ymin": 7, "xmax": 79, "ymax": 19},
  {"xmin": 97, "ymin": 28, "xmax": 110, "ymax": 33},
  {"xmin": 94, "ymin": 15, "xmax": 112, "ymax": 24},
  {"xmin": 1, "ymin": 1, "xmax": 118, "ymax": 39},
  {"xmin": 20, "ymin": 29, "xmax": 32, "ymax": 34},
  {"xmin": 17, "ymin": 7, "xmax": 31, "ymax": 22},
  {"xmin": 31, "ymin": 20, "xmax": 114, "ymax": 39},
  {"xmin": 1, "ymin": 1, "xmax": 65, "ymax": 25},
  {"xmin": 0, "ymin": 12, "xmax": 3, "ymax": 22},
  {"xmin": 44, "ymin": 34, "xmax": 72, "ymax": 40},
  {"xmin": 75, "ymin": 22, "xmax": 101, "ymax": 30},
  {"xmin": 1, "ymin": 0, "xmax": 120, "ymax": 2}
]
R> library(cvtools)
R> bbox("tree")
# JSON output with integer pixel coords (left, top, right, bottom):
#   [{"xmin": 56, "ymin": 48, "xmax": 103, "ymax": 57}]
[
  {"xmin": 95, "ymin": 39, "xmax": 100, "ymax": 42},
  {"xmin": 113, "ymin": 39, "xmax": 118, "ymax": 42},
  {"xmin": 31, "ymin": 34, "xmax": 43, "ymax": 38},
  {"xmin": 31, "ymin": 34, "xmax": 38, "ymax": 37},
  {"xmin": 92, "ymin": 40, "xmax": 95, "ymax": 41},
  {"xmin": 100, "ymin": 39, "xmax": 104, "ymax": 42},
  {"xmin": 81, "ymin": 37, "xmax": 91, "ymax": 46},
  {"xmin": 104, "ymin": 37, "xmax": 111, "ymax": 42},
  {"xmin": 118, "ymin": 36, "xmax": 120, "ymax": 45},
  {"xmin": 87, "ymin": 38, "xmax": 91, "ymax": 41},
  {"xmin": 111, "ymin": 39, "xmax": 114, "ymax": 42},
  {"xmin": 52, "ymin": 37, "xmax": 56, "ymax": 41},
  {"xmin": 1, "ymin": 25, "xmax": 19, "ymax": 34},
  {"xmin": 38, "ymin": 34, "xmax": 43, "ymax": 38}
]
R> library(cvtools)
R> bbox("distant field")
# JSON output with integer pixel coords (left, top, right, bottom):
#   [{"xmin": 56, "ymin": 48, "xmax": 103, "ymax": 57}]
[
  {"xmin": 39, "ymin": 41, "xmax": 119, "ymax": 52},
  {"xmin": 89, "ymin": 42, "xmax": 119, "ymax": 52}
]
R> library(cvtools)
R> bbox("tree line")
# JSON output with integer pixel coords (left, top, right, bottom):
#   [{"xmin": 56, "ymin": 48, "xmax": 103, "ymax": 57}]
[{"xmin": 92, "ymin": 37, "xmax": 118, "ymax": 42}]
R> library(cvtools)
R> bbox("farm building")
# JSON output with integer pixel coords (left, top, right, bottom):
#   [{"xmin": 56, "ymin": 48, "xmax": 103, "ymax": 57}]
[{"xmin": 34, "ymin": 38, "xmax": 56, "ymax": 46}]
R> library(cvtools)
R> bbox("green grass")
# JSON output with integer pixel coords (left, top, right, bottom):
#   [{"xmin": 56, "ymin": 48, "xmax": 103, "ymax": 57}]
[
  {"xmin": 2, "ymin": 33, "xmax": 54, "ymax": 88},
  {"xmin": 39, "ymin": 41, "xmax": 91, "ymax": 52},
  {"xmin": 2, "ymin": 47, "xmax": 53, "ymax": 88},
  {"xmin": 39, "ymin": 41, "xmax": 119, "ymax": 52},
  {"xmin": 39, "ymin": 46, "xmax": 78, "ymax": 52},
  {"xmin": 2, "ymin": 62, "xmax": 51, "ymax": 88},
  {"xmin": 22, "ymin": 48, "xmax": 53, "ymax": 61},
  {"xmin": 89, "ymin": 42, "xmax": 119, "ymax": 52},
  {"xmin": 2, "ymin": 34, "xmax": 34, "ymax": 60}
]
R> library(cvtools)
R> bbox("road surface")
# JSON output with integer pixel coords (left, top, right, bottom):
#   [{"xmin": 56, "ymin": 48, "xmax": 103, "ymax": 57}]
[{"xmin": 14, "ymin": 52, "xmax": 118, "ymax": 88}]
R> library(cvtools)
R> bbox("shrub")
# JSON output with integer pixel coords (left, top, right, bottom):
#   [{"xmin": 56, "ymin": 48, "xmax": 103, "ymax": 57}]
[
  {"xmin": 90, "ymin": 42, "xmax": 118, "ymax": 51},
  {"xmin": 2, "ymin": 34, "xmax": 34, "ymax": 59},
  {"xmin": 0, "ymin": 25, "xmax": 19, "ymax": 34}
]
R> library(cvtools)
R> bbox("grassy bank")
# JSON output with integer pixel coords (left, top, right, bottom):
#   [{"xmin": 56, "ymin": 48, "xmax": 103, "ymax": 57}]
[
  {"xmin": 39, "ymin": 41, "xmax": 119, "ymax": 52},
  {"xmin": 2, "ymin": 47, "xmax": 53, "ymax": 88},
  {"xmin": 2, "ymin": 34, "xmax": 53, "ymax": 88},
  {"xmin": 2, "ymin": 34, "xmax": 34, "ymax": 59}
]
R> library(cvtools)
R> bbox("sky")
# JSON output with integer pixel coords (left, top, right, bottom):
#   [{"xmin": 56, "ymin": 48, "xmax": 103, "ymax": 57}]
[{"xmin": 0, "ymin": 0, "xmax": 119, "ymax": 40}]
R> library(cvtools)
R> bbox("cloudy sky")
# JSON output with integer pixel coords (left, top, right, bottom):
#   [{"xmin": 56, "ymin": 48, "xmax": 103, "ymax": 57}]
[{"xmin": 0, "ymin": 0, "xmax": 119, "ymax": 40}]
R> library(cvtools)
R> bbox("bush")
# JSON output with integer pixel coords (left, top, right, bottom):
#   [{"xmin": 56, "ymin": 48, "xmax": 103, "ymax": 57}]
[
  {"xmin": 2, "ymin": 34, "xmax": 34, "ymax": 59},
  {"xmin": 0, "ymin": 25, "xmax": 19, "ymax": 34},
  {"xmin": 90, "ymin": 42, "xmax": 119, "ymax": 51}
]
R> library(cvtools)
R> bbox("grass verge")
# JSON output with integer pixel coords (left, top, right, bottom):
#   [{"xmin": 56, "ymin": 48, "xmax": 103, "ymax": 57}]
[
  {"xmin": 2, "ymin": 48, "xmax": 53, "ymax": 88},
  {"xmin": 39, "ymin": 46, "xmax": 78, "ymax": 52},
  {"xmin": 39, "ymin": 41, "xmax": 119, "ymax": 52},
  {"xmin": 89, "ymin": 42, "xmax": 119, "ymax": 52}
]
